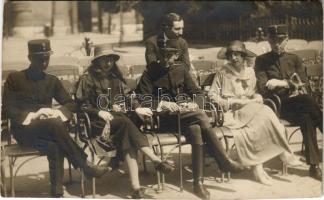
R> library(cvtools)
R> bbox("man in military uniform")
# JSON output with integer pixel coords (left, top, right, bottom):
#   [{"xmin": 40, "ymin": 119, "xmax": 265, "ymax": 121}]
[
  {"xmin": 2, "ymin": 39, "xmax": 108, "ymax": 197},
  {"xmin": 145, "ymin": 12, "xmax": 191, "ymax": 70},
  {"xmin": 136, "ymin": 39, "xmax": 244, "ymax": 200},
  {"xmin": 255, "ymin": 25, "xmax": 322, "ymax": 181}
]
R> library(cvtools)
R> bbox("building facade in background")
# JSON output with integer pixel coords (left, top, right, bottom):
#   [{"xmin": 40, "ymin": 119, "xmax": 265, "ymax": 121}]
[{"xmin": 3, "ymin": 1, "xmax": 143, "ymax": 38}]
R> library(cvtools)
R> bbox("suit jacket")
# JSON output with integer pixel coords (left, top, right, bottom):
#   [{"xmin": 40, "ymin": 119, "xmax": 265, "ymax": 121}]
[
  {"xmin": 255, "ymin": 51, "xmax": 308, "ymax": 99},
  {"xmin": 135, "ymin": 62, "xmax": 204, "ymax": 110},
  {"xmin": 145, "ymin": 34, "xmax": 190, "ymax": 70},
  {"xmin": 2, "ymin": 67, "xmax": 76, "ymax": 127}
]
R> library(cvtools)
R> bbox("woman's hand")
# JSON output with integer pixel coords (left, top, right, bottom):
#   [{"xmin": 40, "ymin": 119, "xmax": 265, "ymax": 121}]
[
  {"xmin": 159, "ymin": 101, "xmax": 180, "ymax": 112},
  {"xmin": 112, "ymin": 104, "xmax": 123, "ymax": 112},
  {"xmin": 35, "ymin": 108, "xmax": 55, "ymax": 119},
  {"xmin": 98, "ymin": 110, "xmax": 114, "ymax": 122},
  {"xmin": 135, "ymin": 107, "xmax": 153, "ymax": 117},
  {"xmin": 266, "ymin": 79, "xmax": 289, "ymax": 90}
]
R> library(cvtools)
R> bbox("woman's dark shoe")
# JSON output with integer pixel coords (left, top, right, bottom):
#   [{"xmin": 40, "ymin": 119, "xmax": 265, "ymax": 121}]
[
  {"xmin": 131, "ymin": 188, "xmax": 144, "ymax": 199},
  {"xmin": 309, "ymin": 164, "xmax": 322, "ymax": 181},
  {"xmin": 50, "ymin": 193, "xmax": 64, "ymax": 198},
  {"xmin": 155, "ymin": 161, "xmax": 175, "ymax": 174},
  {"xmin": 83, "ymin": 163, "xmax": 109, "ymax": 178},
  {"xmin": 193, "ymin": 182, "xmax": 210, "ymax": 200}
]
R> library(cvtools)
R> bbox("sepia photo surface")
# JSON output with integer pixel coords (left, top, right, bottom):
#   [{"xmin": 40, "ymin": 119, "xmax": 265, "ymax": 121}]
[{"xmin": 1, "ymin": 1, "xmax": 323, "ymax": 199}]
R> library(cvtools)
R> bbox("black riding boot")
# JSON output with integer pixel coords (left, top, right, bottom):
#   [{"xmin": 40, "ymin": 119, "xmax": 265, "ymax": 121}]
[
  {"xmin": 47, "ymin": 142, "xmax": 65, "ymax": 198},
  {"xmin": 204, "ymin": 128, "xmax": 244, "ymax": 173},
  {"xmin": 192, "ymin": 144, "xmax": 210, "ymax": 200}
]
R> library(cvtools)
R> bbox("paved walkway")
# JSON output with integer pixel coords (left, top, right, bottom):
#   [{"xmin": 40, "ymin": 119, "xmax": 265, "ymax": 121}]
[{"xmin": 1, "ymin": 129, "xmax": 322, "ymax": 199}]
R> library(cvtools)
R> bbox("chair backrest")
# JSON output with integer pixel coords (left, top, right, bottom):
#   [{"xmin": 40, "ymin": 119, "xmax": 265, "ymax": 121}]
[
  {"xmin": 306, "ymin": 63, "xmax": 322, "ymax": 77},
  {"xmin": 306, "ymin": 40, "xmax": 323, "ymax": 51},
  {"xmin": 47, "ymin": 65, "xmax": 80, "ymax": 97},
  {"xmin": 290, "ymin": 49, "xmax": 319, "ymax": 64},
  {"xmin": 198, "ymin": 73, "xmax": 216, "ymax": 89},
  {"xmin": 286, "ymin": 39, "xmax": 308, "ymax": 51},
  {"xmin": 129, "ymin": 64, "xmax": 146, "ymax": 78},
  {"xmin": 125, "ymin": 78, "xmax": 138, "ymax": 91},
  {"xmin": 2, "ymin": 70, "xmax": 17, "ymax": 97},
  {"xmin": 192, "ymin": 60, "xmax": 217, "ymax": 73}
]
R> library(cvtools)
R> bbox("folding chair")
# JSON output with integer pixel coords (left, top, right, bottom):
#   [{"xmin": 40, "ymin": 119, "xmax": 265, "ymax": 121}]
[
  {"xmin": 75, "ymin": 111, "xmax": 117, "ymax": 198},
  {"xmin": 142, "ymin": 111, "xmax": 187, "ymax": 192},
  {"xmin": 1, "ymin": 118, "xmax": 75, "ymax": 197}
]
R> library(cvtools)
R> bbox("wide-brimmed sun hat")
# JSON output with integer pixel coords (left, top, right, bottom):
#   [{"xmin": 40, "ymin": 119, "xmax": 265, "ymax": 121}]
[
  {"xmin": 92, "ymin": 44, "xmax": 120, "ymax": 63},
  {"xmin": 217, "ymin": 40, "xmax": 257, "ymax": 59}
]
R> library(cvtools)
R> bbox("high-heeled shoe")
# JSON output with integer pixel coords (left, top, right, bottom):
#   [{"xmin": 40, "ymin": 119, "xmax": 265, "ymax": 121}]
[
  {"xmin": 280, "ymin": 152, "xmax": 303, "ymax": 167},
  {"xmin": 131, "ymin": 188, "xmax": 144, "ymax": 199},
  {"xmin": 252, "ymin": 165, "xmax": 273, "ymax": 186},
  {"xmin": 154, "ymin": 161, "xmax": 175, "ymax": 174}
]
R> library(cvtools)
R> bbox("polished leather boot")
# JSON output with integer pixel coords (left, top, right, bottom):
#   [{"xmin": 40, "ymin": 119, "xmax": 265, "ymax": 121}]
[
  {"xmin": 47, "ymin": 142, "xmax": 65, "ymax": 197},
  {"xmin": 205, "ymin": 128, "xmax": 245, "ymax": 173},
  {"xmin": 192, "ymin": 144, "xmax": 210, "ymax": 200},
  {"xmin": 309, "ymin": 164, "xmax": 322, "ymax": 181}
]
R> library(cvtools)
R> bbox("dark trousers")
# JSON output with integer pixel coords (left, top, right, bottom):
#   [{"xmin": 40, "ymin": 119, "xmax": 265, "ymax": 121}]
[
  {"xmin": 160, "ymin": 110, "xmax": 224, "ymax": 181},
  {"xmin": 13, "ymin": 118, "xmax": 88, "ymax": 195},
  {"xmin": 281, "ymin": 94, "xmax": 323, "ymax": 165}
]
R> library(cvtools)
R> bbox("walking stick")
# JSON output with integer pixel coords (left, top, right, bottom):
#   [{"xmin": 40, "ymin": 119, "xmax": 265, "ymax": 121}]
[{"xmin": 176, "ymin": 87, "xmax": 184, "ymax": 192}]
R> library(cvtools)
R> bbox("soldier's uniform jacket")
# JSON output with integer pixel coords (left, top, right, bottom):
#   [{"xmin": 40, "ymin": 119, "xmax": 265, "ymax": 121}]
[
  {"xmin": 255, "ymin": 51, "xmax": 309, "ymax": 99},
  {"xmin": 2, "ymin": 67, "xmax": 75, "ymax": 127},
  {"xmin": 145, "ymin": 34, "xmax": 190, "ymax": 70},
  {"xmin": 135, "ymin": 61, "xmax": 204, "ymax": 110}
]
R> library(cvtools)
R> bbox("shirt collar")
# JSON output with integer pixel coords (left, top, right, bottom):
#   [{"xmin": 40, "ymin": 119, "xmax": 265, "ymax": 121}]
[
  {"xmin": 163, "ymin": 33, "xmax": 169, "ymax": 42},
  {"xmin": 25, "ymin": 66, "xmax": 46, "ymax": 81},
  {"xmin": 224, "ymin": 63, "xmax": 250, "ymax": 80}
]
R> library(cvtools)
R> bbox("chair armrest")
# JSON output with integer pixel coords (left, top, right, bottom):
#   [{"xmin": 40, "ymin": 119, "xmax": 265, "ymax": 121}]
[
  {"xmin": 263, "ymin": 98, "xmax": 278, "ymax": 116},
  {"xmin": 270, "ymin": 94, "xmax": 281, "ymax": 114},
  {"xmin": 76, "ymin": 111, "xmax": 93, "ymax": 140},
  {"xmin": 1, "ymin": 119, "xmax": 12, "ymax": 145},
  {"xmin": 206, "ymin": 102, "xmax": 224, "ymax": 127}
]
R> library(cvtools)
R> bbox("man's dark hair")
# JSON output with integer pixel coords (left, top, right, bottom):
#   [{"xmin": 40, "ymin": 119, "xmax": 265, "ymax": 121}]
[{"xmin": 162, "ymin": 13, "xmax": 182, "ymax": 29}]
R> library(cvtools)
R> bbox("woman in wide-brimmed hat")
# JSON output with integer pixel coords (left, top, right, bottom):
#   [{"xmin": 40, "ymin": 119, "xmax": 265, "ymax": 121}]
[
  {"xmin": 208, "ymin": 40, "xmax": 302, "ymax": 185},
  {"xmin": 75, "ymin": 44, "xmax": 175, "ymax": 198}
]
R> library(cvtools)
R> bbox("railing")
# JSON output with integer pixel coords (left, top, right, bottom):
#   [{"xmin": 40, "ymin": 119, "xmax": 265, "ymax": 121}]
[{"xmin": 185, "ymin": 16, "xmax": 322, "ymax": 45}]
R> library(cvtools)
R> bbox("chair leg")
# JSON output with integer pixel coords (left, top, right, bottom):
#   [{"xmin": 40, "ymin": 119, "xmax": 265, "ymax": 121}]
[
  {"xmin": 1, "ymin": 161, "xmax": 7, "ymax": 197},
  {"xmin": 90, "ymin": 150, "xmax": 96, "ymax": 198},
  {"xmin": 142, "ymin": 154, "xmax": 148, "ymax": 174},
  {"xmin": 153, "ymin": 146, "xmax": 162, "ymax": 193},
  {"xmin": 81, "ymin": 169, "xmax": 85, "ymax": 198},
  {"xmin": 221, "ymin": 172, "xmax": 230, "ymax": 183},
  {"xmin": 9, "ymin": 157, "xmax": 14, "ymax": 197},
  {"xmin": 68, "ymin": 161, "xmax": 72, "ymax": 184},
  {"xmin": 159, "ymin": 146, "xmax": 165, "ymax": 190},
  {"xmin": 282, "ymin": 162, "xmax": 288, "ymax": 175},
  {"xmin": 156, "ymin": 171, "xmax": 162, "ymax": 193},
  {"xmin": 92, "ymin": 178, "xmax": 96, "ymax": 198}
]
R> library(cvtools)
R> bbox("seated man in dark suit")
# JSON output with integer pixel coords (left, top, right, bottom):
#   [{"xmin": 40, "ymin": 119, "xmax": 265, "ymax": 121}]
[
  {"xmin": 2, "ymin": 39, "xmax": 108, "ymax": 197},
  {"xmin": 145, "ymin": 12, "xmax": 191, "ymax": 71},
  {"xmin": 136, "ymin": 39, "xmax": 244, "ymax": 200},
  {"xmin": 255, "ymin": 25, "xmax": 323, "ymax": 181}
]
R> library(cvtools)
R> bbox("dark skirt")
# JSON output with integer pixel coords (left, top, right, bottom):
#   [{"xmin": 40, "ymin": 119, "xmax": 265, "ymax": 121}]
[{"xmin": 90, "ymin": 112, "xmax": 149, "ymax": 159}]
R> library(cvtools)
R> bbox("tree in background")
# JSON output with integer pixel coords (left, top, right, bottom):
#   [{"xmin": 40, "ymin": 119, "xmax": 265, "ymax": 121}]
[{"xmin": 136, "ymin": 1, "xmax": 322, "ymax": 42}]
